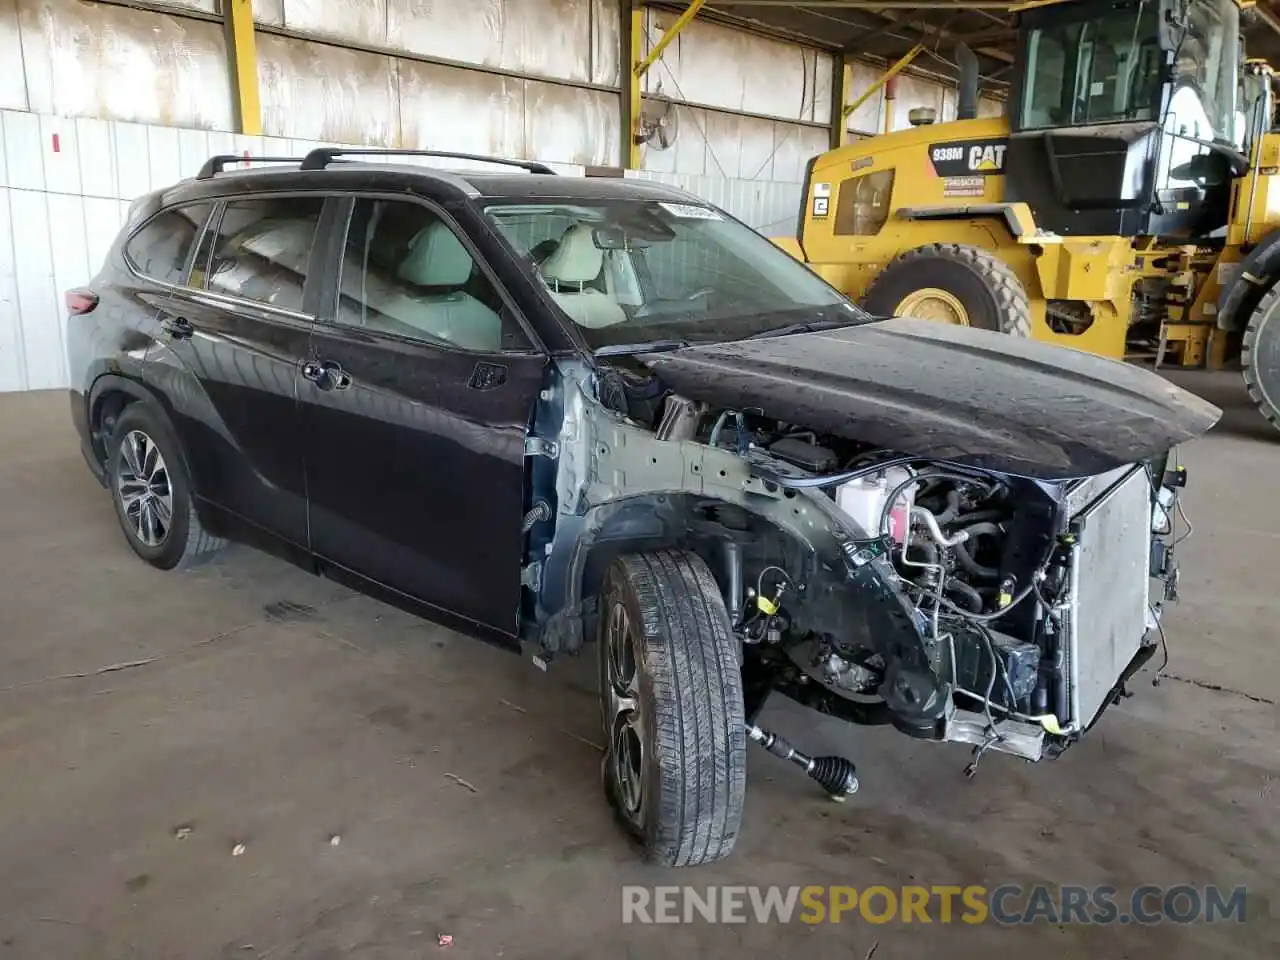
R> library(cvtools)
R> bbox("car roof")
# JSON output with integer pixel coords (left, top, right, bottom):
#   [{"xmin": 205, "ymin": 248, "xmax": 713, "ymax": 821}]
[{"xmin": 158, "ymin": 161, "xmax": 702, "ymax": 208}]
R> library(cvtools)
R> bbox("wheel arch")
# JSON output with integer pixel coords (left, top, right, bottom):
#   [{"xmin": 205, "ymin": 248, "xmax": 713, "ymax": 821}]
[
  {"xmin": 533, "ymin": 492, "xmax": 820, "ymax": 655},
  {"xmin": 1218, "ymin": 229, "xmax": 1280, "ymax": 332},
  {"xmin": 87, "ymin": 374, "xmax": 214, "ymax": 525}
]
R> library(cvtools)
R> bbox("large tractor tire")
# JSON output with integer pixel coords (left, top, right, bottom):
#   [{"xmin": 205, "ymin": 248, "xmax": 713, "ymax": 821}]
[
  {"xmin": 1243, "ymin": 286, "xmax": 1280, "ymax": 434},
  {"xmin": 863, "ymin": 243, "xmax": 1033, "ymax": 338}
]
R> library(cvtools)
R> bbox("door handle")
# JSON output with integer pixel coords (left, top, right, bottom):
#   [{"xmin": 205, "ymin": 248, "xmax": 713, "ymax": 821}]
[
  {"xmin": 302, "ymin": 359, "xmax": 352, "ymax": 391},
  {"xmin": 161, "ymin": 316, "xmax": 194, "ymax": 339}
]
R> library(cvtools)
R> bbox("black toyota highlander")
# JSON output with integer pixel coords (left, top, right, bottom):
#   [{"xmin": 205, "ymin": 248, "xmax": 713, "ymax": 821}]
[{"xmin": 67, "ymin": 148, "xmax": 1219, "ymax": 867}]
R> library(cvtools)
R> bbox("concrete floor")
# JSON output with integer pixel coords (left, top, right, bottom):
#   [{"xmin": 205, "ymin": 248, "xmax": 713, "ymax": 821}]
[{"xmin": 0, "ymin": 379, "xmax": 1276, "ymax": 959}]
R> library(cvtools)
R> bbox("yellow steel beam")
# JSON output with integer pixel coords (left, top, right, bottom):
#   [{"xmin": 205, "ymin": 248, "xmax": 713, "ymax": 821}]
[
  {"xmin": 830, "ymin": 56, "xmax": 851, "ymax": 149},
  {"xmin": 635, "ymin": 0, "xmax": 707, "ymax": 78},
  {"xmin": 225, "ymin": 0, "xmax": 262, "ymax": 136},
  {"xmin": 628, "ymin": 5, "xmax": 645, "ymax": 169},
  {"xmin": 843, "ymin": 44, "xmax": 923, "ymax": 121}
]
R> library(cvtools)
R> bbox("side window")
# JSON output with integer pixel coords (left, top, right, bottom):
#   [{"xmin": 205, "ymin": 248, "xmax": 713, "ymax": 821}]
[
  {"xmin": 334, "ymin": 198, "xmax": 530, "ymax": 353},
  {"xmin": 834, "ymin": 170, "xmax": 895, "ymax": 236},
  {"xmin": 125, "ymin": 203, "xmax": 214, "ymax": 285},
  {"xmin": 203, "ymin": 196, "xmax": 324, "ymax": 312}
]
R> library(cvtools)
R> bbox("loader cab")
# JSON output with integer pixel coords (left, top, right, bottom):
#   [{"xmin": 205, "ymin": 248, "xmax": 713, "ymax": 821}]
[{"xmin": 1005, "ymin": 0, "xmax": 1241, "ymax": 240}]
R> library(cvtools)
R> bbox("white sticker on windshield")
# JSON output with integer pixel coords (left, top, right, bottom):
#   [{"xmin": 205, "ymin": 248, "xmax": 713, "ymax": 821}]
[{"xmin": 658, "ymin": 202, "xmax": 723, "ymax": 220}]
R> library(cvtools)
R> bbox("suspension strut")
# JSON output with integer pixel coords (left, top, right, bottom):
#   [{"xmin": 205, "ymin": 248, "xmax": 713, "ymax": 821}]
[{"xmin": 745, "ymin": 723, "xmax": 859, "ymax": 800}]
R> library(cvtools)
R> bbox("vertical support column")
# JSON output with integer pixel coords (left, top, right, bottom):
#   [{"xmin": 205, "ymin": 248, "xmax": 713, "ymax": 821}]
[
  {"xmin": 628, "ymin": 4, "xmax": 645, "ymax": 169},
  {"xmin": 225, "ymin": 0, "xmax": 262, "ymax": 136},
  {"xmin": 620, "ymin": 0, "xmax": 640, "ymax": 169},
  {"xmin": 830, "ymin": 55, "xmax": 850, "ymax": 150}
]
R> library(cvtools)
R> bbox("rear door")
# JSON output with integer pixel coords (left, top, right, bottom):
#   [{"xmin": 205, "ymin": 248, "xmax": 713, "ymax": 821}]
[
  {"xmin": 145, "ymin": 194, "xmax": 330, "ymax": 550},
  {"xmin": 298, "ymin": 194, "xmax": 547, "ymax": 638}
]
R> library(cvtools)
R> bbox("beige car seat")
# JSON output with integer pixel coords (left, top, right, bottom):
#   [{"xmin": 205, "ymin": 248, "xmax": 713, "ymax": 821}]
[{"xmin": 540, "ymin": 224, "xmax": 626, "ymax": 329}]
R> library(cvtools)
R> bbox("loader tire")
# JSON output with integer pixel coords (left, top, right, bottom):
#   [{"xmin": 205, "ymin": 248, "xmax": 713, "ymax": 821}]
[
  {"xmin": 1242, "ymin": 286, "xmax": 1280, "ymax": 434},
  {"xmin": 863, "ymin": 243, "xmax": 1033, "ymax": 338}
]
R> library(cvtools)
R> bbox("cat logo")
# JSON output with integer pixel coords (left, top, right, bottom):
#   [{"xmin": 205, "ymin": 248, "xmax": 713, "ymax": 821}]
[
  {"xmin": 929, "ymin": 139, "xmax": 1008, "ymax": 177},
  {"xmin": 969, "ymin": 144, "xmax": 1006, "ymax": 171}
]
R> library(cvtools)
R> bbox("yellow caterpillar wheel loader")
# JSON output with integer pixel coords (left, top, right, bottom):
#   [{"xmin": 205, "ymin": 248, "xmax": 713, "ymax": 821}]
[{"xmin": 783, "ymin": 0, "xmax": 1280, "ymax": 432}]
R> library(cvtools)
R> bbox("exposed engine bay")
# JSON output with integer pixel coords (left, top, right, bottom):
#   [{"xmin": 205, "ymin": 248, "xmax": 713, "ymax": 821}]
[{"xmin": 528, "ymin": 340, "xmax": 1194, "ymax": 774}]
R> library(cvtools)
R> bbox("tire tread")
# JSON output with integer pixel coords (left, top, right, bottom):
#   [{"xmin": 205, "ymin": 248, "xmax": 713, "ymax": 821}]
[
  {"xmin": 864, "ymin": 241, "xmax": 1033, "ymax": 338},
  {"xmin": 611, "ymin": 550, "xmax": 746, "ymax": 867}
]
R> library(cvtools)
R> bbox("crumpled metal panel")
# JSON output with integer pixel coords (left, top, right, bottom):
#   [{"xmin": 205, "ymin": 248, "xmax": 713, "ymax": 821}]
[
  {"xmin": 389, "ymin": 0, "xmax": 593, "ymax": 85},
  {"xmin": 18, "ymin": 0, "xmax": 233, "ymax": 129},
  {"xmin": 0, "ymin": 0, "xmax": 27, "ymax": 110},
  {"xmin": 640, "ymin": 10, "xmax": 832, "ymax": 125},
  {"xmin": 645, "ymin": 320, "xmax": 1221, "ymax": 478},
  {"xmin": 257, "ymin": 34, "xmax": 400, "ymax": 145}
]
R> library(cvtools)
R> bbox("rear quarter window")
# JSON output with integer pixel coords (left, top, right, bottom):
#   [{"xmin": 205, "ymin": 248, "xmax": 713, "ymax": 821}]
[{"xmin": 125, "ymin": 203, "xmax": 215, "ymax": 285}]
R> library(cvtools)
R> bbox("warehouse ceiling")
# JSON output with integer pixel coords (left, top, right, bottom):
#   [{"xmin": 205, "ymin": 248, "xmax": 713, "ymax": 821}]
[{"xmin": 656, "ymin": 1, "xmax": 1280, "ymax": 89}]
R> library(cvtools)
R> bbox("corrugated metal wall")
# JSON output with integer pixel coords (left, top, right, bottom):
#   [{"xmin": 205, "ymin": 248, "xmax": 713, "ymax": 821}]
[
  {"xmin": 0, "ymin": 107, "xmax": 802, "ymax": 392},
  {"xmin": 0, "ymin": 0, "xmax": 999, "ymax": 392}
]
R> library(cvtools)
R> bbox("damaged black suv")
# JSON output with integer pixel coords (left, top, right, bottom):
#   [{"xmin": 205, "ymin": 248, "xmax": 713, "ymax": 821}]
[{"xmin": 67, "ymin": 149, "xmax": 1220, "ymax": 867}]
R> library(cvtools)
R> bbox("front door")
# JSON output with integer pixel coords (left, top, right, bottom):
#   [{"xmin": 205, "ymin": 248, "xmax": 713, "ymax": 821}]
[
  {"xmin": 146, "ymin": 194, "xmax": 328, "ymax": 549},
  {"xmin": 299, "ymin": 195, "xmax": 546, "ymax": 637}
]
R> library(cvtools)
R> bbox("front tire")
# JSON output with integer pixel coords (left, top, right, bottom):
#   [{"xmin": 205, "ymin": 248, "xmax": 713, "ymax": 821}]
[
  {"xmin": 1243, "ymin": 286, "xmax": 1280, "ymax": 434},
  {"xmin": 599, "ymin": 550, "xmax": 747, "ymax": 867},
  {"xmin": 108, "ymin": 403, "xmax": 224, "ymax": 570},
  {"xmin": 863, "ymin": 242, "xmax": 1033, "ymax": 337}
]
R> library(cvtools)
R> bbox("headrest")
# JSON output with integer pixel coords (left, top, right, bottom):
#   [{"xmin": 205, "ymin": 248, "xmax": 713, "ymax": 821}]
[
  {"xmin": 397, "ymin": 221, "xmax": 473, "ymax": 286},
  {"xmin": 540, "ymin": 224, "xmax": 603, "ymax": 285}
]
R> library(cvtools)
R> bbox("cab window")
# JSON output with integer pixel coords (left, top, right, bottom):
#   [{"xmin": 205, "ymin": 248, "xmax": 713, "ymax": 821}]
[{"xmin": 834, "ymin": 170, "xmax": 895, "ymax": 236}]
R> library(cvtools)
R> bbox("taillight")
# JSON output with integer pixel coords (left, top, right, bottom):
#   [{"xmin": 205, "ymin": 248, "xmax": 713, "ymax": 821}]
[{"xmin": 66, "ymin": 288, "xmax": 99, "ymax": 315}]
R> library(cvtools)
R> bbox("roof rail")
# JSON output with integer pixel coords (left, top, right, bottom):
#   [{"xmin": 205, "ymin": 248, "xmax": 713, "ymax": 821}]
[
  {"xmin": 196, "ymin": 155, "xmax": 305, "ymax": 180},
  {"xmin": 298, "ymin": 148, "xmax": 557, "ymax": 175}
]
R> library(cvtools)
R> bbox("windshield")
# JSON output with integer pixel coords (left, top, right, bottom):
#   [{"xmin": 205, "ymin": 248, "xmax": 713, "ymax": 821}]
[
  {"xmin": 1170, "ymin": 0, "xmax": 1239, "ymax": 142},
  {"xmin": 1020, "ymin": 0, "xmax": 1162, "ymax": 128},
  {"xmin": 483, "ymin": 199, "xmax": 868, "ymax": 350}
]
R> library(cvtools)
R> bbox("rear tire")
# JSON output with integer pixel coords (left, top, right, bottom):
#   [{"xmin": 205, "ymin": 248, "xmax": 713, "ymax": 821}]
[
  {"xmin": 1244, "ymin": 286, "xmax": 1280, "ymax": 434},
  {"xmin": 108, "ymin": 403, "xmax": 225, "ymax": 570},
  {"xmin": 598, "ymin": 550, "xmax": 747, "ymax": 867},
  {"xmin": 864, "ymin": 242, "xmax": 1033, "ymax": 337}
]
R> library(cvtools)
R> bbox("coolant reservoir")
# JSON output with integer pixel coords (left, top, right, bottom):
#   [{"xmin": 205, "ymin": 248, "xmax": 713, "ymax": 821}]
[{"xmin": 836, "ymin": 467, "xmax": 915, "ymax": 543}]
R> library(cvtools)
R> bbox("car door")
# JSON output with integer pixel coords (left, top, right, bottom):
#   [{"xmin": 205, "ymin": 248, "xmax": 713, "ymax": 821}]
[
  {"xmin": 298, "ymin": 194, "xmax": 548, "ymax": 639},
  {"xmin": 144, "ymin": 194, "xmax": 329, "ymax": 551}
]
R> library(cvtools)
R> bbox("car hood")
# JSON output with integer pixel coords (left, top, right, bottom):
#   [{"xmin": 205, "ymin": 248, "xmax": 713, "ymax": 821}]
[{"xmin": 640, "ymin": 318, "xmax": 1221, "ymax": 479}]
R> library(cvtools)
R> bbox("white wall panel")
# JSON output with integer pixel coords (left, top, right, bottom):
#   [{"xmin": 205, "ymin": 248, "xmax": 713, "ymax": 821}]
[
  {"xmin": 399, "ymin": 61, "xmax": 527, "ymax": 156},
  {"xmin": 285, "ymin": 0, "xmax": 386, "ymax": 46},
  {"xmin": 0, "ymin": 189, "xmax": 22, "ymax": 390},
  {"xmin": 640, "ymin": 105, "xmax": 820, "ymax": 184},
  {"xmin": 524, "ymin": 83, "xmax": 618, "ymax": 166},
  {"xmin": 253, "ymin": 0, "xmax": 285, "ymax": 25},
  {"xmin": 18, "ymin": 0, "xmax": 233, "ymax": 130},
  {"xmin": 0, "ymin": 0, "xmax": 27, "ymax": 110},
  {"xmin": 640, "ymin": 10, "xmax": 832, "ymax": 126},
  {"xmin": 590, "ymin": 0, "xmax": 620, "ymax": 87},
  {"xmin": 257, "ymin": 34, "xmax": 400, "ymax": 145},
  {"xmin": 845, "ymin": 61, "xmax": 887, "ymax": 136},
  {"xmin": 8, "ymin": 187, "xmax": 62, "ymax": 389},
  {"xmin": 389, "ymin": 0, "xmax": 594, "ymax": 86}
]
